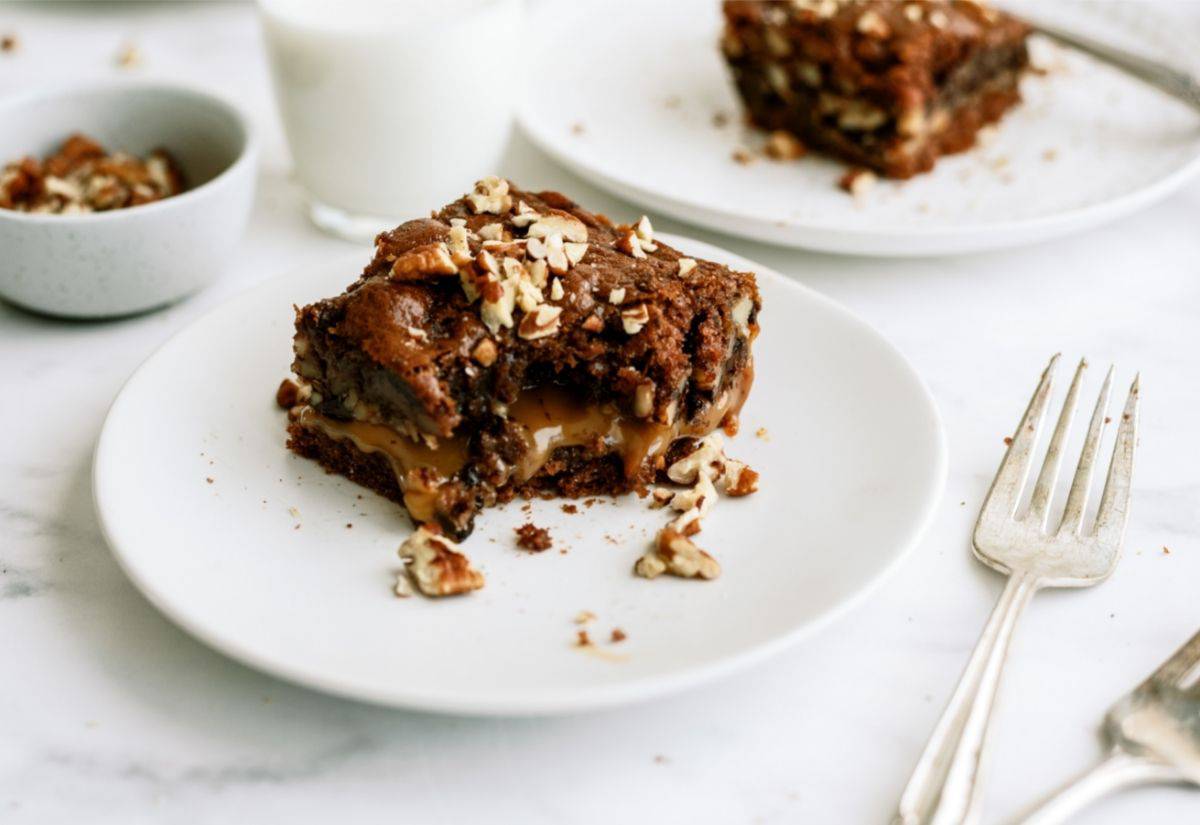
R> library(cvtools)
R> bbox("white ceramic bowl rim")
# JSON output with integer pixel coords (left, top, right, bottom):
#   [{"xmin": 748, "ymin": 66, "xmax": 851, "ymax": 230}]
[{"xmin": 0, "ymin": 80, "xmax": 257, "ymax": 225}]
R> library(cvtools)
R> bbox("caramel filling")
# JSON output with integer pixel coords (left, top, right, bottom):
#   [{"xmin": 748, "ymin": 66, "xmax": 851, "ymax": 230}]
[
  {"xmin": 296, "ymin": 407, "xmax": 467, "ymax": 522},
  {"xmin": 298, "ymin": 362, "xmax": 753, "ymax": 504}
]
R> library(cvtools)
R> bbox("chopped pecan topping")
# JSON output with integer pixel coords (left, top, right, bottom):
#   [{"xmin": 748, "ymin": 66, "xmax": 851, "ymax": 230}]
[
  {"xmin": 467, "ymin": 176, "xmax": 512, "ymax": 215},
  {"xmin": 390, "ymin": 242, "xmax": 458, "ymax": 279},
  {"xmin": 471, "ymin": 338, "xmax": 498, "ymax": 367},
  {"xmin": 635, "ymin": 526, "xmax": 720, "ymax": 580},
  {"xmin": 620, "ymin": 303, "xmax": 650, "ymax": 335},
  {"xmin": 517, "ymin": 304, "xmax": 563, "ymax": 340},
  {"xmin": 526, "ymin": 211, "xmax": 589, "ymax": 243},
  {"xmin": 398, "ymin": 524, "xmax": 485, "ymax": 597}
]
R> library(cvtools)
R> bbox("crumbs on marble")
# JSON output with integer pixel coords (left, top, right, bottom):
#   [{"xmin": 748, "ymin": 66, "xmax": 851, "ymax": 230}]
[
  {"xmin": 1, "ymin": 33, "xmax": 18, "ymax": 54},
  {"xmin": 755, "ymin": 426, "xmax": 769, "ymax": 441}
]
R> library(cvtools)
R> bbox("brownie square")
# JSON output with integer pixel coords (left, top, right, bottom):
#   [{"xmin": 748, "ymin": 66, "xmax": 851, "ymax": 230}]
[
  {"xmin": 721, "ymin": 0, "xmax": 1031, "ymax": 178},
  {"xmin": 284, "ymin": 178, "xmax": 760, "ymax": 539}
]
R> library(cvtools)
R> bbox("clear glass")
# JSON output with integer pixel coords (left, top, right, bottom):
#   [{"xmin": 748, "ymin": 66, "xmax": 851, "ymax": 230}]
[{"xmin": 259, "ymin": 0, "xmax": 522, "ymax": 241}]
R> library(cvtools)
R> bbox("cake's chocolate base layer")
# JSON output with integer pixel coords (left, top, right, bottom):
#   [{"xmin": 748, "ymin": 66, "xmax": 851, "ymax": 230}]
[
  {"xmin": 288, "ymin": 421, "xmax": 649, "ymax": 539},
  {"xmin": 732, "ymin": 73, "xmax": 1024, "ymax": 179},
  {"xmin": 288, "ymin": 422, "xmax": 406, "ymax": 508}
]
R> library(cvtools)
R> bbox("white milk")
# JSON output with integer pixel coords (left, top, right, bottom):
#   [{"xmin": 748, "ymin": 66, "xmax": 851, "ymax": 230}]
[{"xmin": 260, "ymin": 0, "xmax": 521, "ymax": 238}]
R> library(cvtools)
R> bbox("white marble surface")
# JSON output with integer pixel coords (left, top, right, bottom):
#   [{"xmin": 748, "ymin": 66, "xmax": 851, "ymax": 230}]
[{"xmin": 2, "ymin": 3, "xmax": 1199, "ymax": 823}]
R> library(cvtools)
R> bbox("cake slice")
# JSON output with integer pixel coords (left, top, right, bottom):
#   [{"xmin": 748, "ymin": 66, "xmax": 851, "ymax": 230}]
[
  {"xmin": 282, "ymin": 178, "xmax": 760, "ymax": 544},
  {"xmin": 721, "ymin": 0, "xmax": 1031, "ymax": 178}
]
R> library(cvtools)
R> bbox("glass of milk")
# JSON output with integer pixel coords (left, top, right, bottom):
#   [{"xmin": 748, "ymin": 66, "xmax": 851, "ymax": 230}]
[{"xmin": 259, "ymin": 0, "xmax": 522, "ymax": 240}]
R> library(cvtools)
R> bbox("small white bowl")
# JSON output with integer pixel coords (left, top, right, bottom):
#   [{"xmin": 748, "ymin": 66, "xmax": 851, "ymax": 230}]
[{"xmin": 0, "ymin": 82, "xmax": 257, "ymax": 318}]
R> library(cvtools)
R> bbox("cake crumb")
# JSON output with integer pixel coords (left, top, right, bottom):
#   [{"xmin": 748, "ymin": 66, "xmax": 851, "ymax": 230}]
[
  {"xmin": 1, "ymin": 33, "xmax": 17, "ymax": 53},
  {"xmin": 764, "ymin": 130, "xmax": 806, "ymax": 160},
  {"xmin": 610, "ymin": 628, "xmax": 627, "ymax": 643},
  {"xmin": 116, "ymin": 43, "xmax": 141, "ymax": 68},
  {"xmin": 839, "ymin": 167, "xmax": 877, "ymax": 196},
  {"xmin": 1042, "ymin": 148, "xmax": 1058, "ymax": 162},
  {"xmin": 755, "ymin": 426, "xmax": 770, "ymax": 441},
  {"xmin": 712, "ymin": 111, "xmax": 730, "ymax": 128},
  {"xmin": 574, "ymin": 610, "xmax": 597, "ymax": 625},
  {"xmin": 731, "ymin": 147, "xmax": 755, "ymax": 165},
  {"xmin": 515, "ymin": 523, "xmax": 552, "ymax": 552},
  {"xmin": 561, "ymin": 503, "xmax": 578, "ymax": 515},
  {"xmin": 1163, "ymin": 546, "xmax": 1171, "ymax": 555},
  {"xmin": 345, "ymin": 523, "xmax": 353, "ymax": 529},
  {"xmin": 570, "ymin": 122, "xmax": 585, "ymax": 136},
  {"xmin": 576, "ymin": 629, "xmax": 592, "ymax": 647},
  {"xmin": 205, "ymin": 477, "xmax": 214, "ymax": 484},
  {"xmin": 1003, "ymin": 436, "xmax": 1013, "ymax": 446}
]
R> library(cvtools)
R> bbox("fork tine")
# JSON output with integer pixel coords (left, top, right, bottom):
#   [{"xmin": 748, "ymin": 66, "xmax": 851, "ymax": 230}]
[
  {"xmin": 980, "ymin": 354, "xmax": 1059, "ymax": 521},
  {"xmin": 1092, "ymin": 375, "xmax": 1140, "ymax": 543},
  {"xmin": 1058, "ymin": 366, "xmax": 1114, "ymax": 535},
  {"xmin": 1029, "ymin": 358, "xmax": 1086, "ymax": 527},
  {"xmin": 1144, "ymin": 629, "xmax": 1200, "ymax": 689}
]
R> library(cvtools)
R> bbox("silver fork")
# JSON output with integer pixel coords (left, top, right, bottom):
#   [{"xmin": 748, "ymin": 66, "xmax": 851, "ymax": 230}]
[
  {"xmin": 1028, "ymin": 19, "xmax": 1200, "ymax": 115},
  {"xmin": 1014, "ymin": 629, "xmax": 1200, "ymax": 824},
  {"xmin": 895, "ymin": 354, "xmax": 1141, "ymax": 825}
]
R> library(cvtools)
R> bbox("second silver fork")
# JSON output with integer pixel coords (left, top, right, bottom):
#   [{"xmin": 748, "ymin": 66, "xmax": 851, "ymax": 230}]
[{"xmin": 895, "ymin": 355, "xmax": 1141, "ymax": 825}]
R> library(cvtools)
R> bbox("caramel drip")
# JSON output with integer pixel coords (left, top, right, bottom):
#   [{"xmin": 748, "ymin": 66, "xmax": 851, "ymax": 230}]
[
  {"xmin": 297, "ymin": 360, "xmax": 754, "ymax": 497},
  {"xmin": 298, "ymin": 408, "xmax": 468, "ymax": 477},
  {"xmin": 506, "ymin": 365, "xmax": 754, "ymax": 482}
]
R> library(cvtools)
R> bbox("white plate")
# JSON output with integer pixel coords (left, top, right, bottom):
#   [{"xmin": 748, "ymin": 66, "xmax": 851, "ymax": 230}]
[
  {"xmin": 93, "ymin": 235, "xmax": 946, "ymax": 716},
  {"xmin": 519, "ymin": 0, "xmax": 1200, "ymax": 256}
]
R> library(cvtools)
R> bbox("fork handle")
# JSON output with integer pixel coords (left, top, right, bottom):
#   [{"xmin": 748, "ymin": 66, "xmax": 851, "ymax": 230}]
[
  {"xmin": 895, "ymin": 570, "xmax": 1040, "ymax": 825},
  {"xmin": 1031, "ymin": 21, "xmax": 1200, "ymax": 115},
  {"xmin": 1012, "ymin": 748, "xmax": 1186, "ymax": 825}
]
